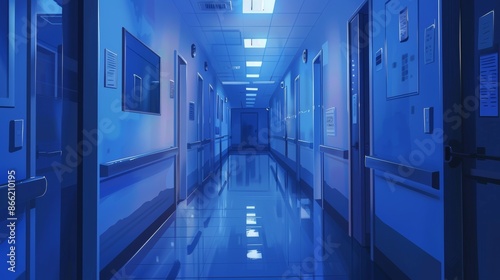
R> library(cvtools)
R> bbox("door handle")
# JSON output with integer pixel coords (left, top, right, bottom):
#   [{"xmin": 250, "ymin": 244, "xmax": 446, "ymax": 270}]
[
  {"xmin": 37, "ymin": 150, "xmax": 62, "ymax": 158},
  {"xmin": 445, "ymin": 145, "xmax": 500, "ymax": 165}
]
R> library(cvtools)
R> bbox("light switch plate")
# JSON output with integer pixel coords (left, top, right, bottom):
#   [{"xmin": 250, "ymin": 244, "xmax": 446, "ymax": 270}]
[{"xmin": 10, "ymin": 119, "xmax": 24, "ymax": 151}]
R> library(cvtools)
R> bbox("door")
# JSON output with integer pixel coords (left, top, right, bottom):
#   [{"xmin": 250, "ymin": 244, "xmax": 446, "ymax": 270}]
[
  {"xmin": 458, "ymin": 0, "xmax": 500, "ymax": 278},
  {"xmin": 176, "ymin": 54, "xmax": 188, "ymax": 202},
  {"xmin": 33, "ymin": 1, "xmax": 82, "ymax": 279},
  {"xmin": 202, "ymin": 85, "xmax": 215, "ymax": 181},
  {"xmin": 313, "ymin": 51, "xmax": 323, "ymax": 200},
  {"xmin": 35, "ymin": 13, "xmax": 63, "ymax": 279},
  {"xmin": 186, "ymin": 74, "xmax": 203, "ymax": 196},
  {"xmin": 294, "ymin": 76, "xmax": 300, "ymax": 181},
  {"xmin": 348, "ymin": 3, "xmax": 371, "ymax": 248}
]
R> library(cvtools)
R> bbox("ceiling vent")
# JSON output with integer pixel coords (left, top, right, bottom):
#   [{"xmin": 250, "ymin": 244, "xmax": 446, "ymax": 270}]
[{"xmin": 199, "ymin": 1, "xmax": 233, "ymax": 11}]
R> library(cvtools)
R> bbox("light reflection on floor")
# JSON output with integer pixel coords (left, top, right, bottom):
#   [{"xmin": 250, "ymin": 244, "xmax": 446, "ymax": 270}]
[{"xmin": 113, "ymin": 153, "xmax": 390, "ymax": 279}]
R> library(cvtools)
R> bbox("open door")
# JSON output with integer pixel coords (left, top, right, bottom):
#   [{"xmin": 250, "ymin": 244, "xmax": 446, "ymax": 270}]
[
  {"xmin": 348, "ymin": 2, "xmax": 371, "ymax": 248},
  {"xmin": 455, "ymin": 0, "xmax": 500, "ymax": 278}
]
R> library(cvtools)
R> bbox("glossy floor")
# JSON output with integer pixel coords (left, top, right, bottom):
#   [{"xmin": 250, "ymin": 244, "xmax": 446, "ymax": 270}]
[{"xmin": 113, "ymin": 153, "xmax": 390, "ymax": 279}]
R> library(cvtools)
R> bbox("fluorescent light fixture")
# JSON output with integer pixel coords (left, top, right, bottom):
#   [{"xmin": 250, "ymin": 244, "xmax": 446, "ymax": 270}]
[
  {"xmin": 246, "ymin": 229, "xmax": 260, "ymax": 237},
  {"xmin": 247, "ymin": 104, "xmax": 255, "ymax": 107},
  {"xmin": 243, "ymin": 0, "xmax": 276, "ymax": 14},
  {"xmin": 222, "ymin": 81, "xmax": 250, "ymax": 85},
  {"xmin": 253, "ymin": 81, "xmax": 275, "ymax": 84},
  {"xmin": 247, "ymin": 249, "xmax": 262, "ymax": 260},
  {"xmin": 246, "ymin": 217, "xmax": 257, "ymax": 225},
  {"xmin": 244, "ymin": 39, "xmax": 267, "ymax": 48},
  {"xmin": 246, "ymin": 93, "xmax": 257, "ymax": 97},
  {"xmin": 246, "ymin": 213, "xmax": 256, "ymax": 217},
  {"xmin": 246, "ymin": 74, "xmax": 260, "ymax": 78},
  {"xmin": 246, "ymin": 61, "xmax": 262, "ymax": 67},
  {"xmin": 246, "ymin": 87, "xmax": 258, "ymax": 91},
  {"xmin": 246, "ymin": 206, "xmax": 256, "ymax": 209},
  {"xmin": 246, "ymin": 98, "xmax": 256, "ymax": 101}
]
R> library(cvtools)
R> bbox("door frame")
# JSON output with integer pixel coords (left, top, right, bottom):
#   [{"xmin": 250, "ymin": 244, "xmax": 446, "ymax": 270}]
[
  {"xmin": 347, "ymin": 1, "xmax": 371, "ymax": 248},
  {"xmin": 442, "ymin": 0, "xmax": 465, "ymax": 278},
  {"xmin": 312, "ymin": 50, "xmax": 323, "ymax": 201},
  {"xmin": 175, "ymin": 52, "xmax": 188, "ymax": 203},
  {"xmin": 294, "ymin": 75, "xmax": 300, "ymax": 181}
]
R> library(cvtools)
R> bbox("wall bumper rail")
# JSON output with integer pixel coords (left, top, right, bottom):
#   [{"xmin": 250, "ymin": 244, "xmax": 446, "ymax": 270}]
[
  {"xmin": 365, "ymin": 156, "xmax": 440, "ymax": 190},
  {"xmin": 320, "ymin": 145, "xmax": 348, "ymax": 159},
  {"xmin": 297, "ymin": 140, "xmax": 313, "ymax": 149},
  {"xmin": 100, "ymin": 147, "xmax": 178, "ymax": 178}
]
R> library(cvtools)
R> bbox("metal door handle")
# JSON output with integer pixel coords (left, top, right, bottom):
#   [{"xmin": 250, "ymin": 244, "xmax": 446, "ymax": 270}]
[{"xmin": 37, "ymin": 150, "xmax": 62, "ymax": 158}]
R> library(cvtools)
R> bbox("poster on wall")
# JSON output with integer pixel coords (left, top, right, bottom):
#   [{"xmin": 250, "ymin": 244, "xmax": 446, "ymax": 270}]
[
  {"xmin": 479, "ymin": 53, "xmax": 499, "ymax": 117},
  {"xmin": 325, "ymin": 107, "xmax": 336, "ymax": 136},
  {"xmin": 385, "ymin": 0, "xmax": 419, "ymax": 99}
]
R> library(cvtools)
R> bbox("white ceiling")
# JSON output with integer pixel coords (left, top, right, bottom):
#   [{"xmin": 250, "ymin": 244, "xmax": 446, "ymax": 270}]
[{"xmin": 172, "ymin": 0, "xmax": 330, "ymax": 108}]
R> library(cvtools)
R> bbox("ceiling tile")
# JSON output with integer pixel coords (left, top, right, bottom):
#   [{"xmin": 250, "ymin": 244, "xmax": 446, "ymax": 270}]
[
  {"xmin": 227, "ymin": 45, "xmax": 245, "ymax": 55},
  {"xmin": 266, "ymin": 38, "xmax": 287, "ymax": 48},
  {"xmin": 217, "ymin": 13, "xmax": 244, "ymax": 27},
  {"xmin": 222, "ymin": 30, "xmax": 242, "ymax": 45},
  {"xmin": 215, "ymin": 55, "xmax": 231, "ymax": 62},
  {"xmin": 245, "ymin": 55, "xmax": 264, "ymax": 61},
  {"xmin": 274, "ymin": 0, "xmax": 304, "ymax": 13},
  {"xmin": 299, "ymin": 0, "xmax": 329, "ymax": 13},
  {"xmin": 197, "ymin": 14, "xmax": 221, "ymax": 27},
  {"xmin": 282, "ymin": 47, "xmax": 299, "ymax": 56},
  {"xmin": 268, "ymin": 26, "xmax": 291, "ymax": 38},
  {"xmin": 285, "ymin": 38, "xmax": 305, "ymax": 48},
  {"xmin": 270, "ymin": 13, "xmax": 298, "ymax": 27},
  {"xmin": 289, "ymin": 26, "xmax": 312, "ymax": 38},
  {"xmin": 295, "ymin": 13, "xmax": 321, "ymax": 26},
  {"xmin": 173, "ymin": 0, "xmax": 195, "ymax": 13},
  {"xmin": 240, "ymin": 26, "xmax": 269, "ymax": 38},
  {"xmin": 183, "ymin": 13, "xmax": 201, "ymax": 26},
  {"xmin": 204, "ymin": 31, "xmax": 225, "ymax": 44},
  {"xmin": 264, "ymin": 48, "xmax": 283, "ymax": 56},
  {"xmin": 230, "ymin": 56, "xmax": 246, "ymax": 63},
  {"xmin": 241, "ymin": 14, "xmax": 273, "ymax": 26},
  {"xmin": 263, "ymin": 55, "xmax": 281, "ymax": 62},
  {"xmin": 211, "ymin": 45, "xmax": 229, "ymax": 56},
  {"xmin": 245, "ymin": 48, "xmax": 265, "ymax": 56}
]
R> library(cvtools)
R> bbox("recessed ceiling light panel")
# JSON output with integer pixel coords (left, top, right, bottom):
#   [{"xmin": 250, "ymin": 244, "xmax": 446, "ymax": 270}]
[
  {"xmin": 244, "ymin": 39, "xmax": 267, "ymax": 48},
  {"xmin": 246, "ymin": 61, "xmax": 263, "ymax": 67},
  {"xmin": 243, "ymin": 0, "xmax": 276, "ymax": 14}
]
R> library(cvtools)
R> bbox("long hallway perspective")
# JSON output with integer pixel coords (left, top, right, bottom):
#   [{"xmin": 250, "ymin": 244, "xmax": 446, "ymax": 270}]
[
  {"xmin": 1, "ymin": 0, "xmax": 500, "ymax": 279},
  {"xmin": 113, "ymin": 153, "xmax": 389, "ymax": 279}
]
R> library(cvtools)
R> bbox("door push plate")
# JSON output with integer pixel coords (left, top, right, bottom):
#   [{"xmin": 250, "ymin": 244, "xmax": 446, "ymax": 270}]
[{"xmin": 423, "ymin": 107, "xmax": 433, "ymax": 134}]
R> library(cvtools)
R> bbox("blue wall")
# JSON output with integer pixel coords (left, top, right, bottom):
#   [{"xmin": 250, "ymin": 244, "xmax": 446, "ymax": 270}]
[
  {"xmin": 372, "ymin": 0, "xmax": 444, "ymax": 278},
  {"xmin": 269, "ymin": 0, "xmax": 364, "ymax": 220},
  {"xmin": 97, "ymin": 0, "xmax": 229, "ymax": 269}
]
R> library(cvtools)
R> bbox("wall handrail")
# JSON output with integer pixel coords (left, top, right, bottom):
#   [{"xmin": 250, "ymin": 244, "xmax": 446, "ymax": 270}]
[
  {"xmin": 286, "ymin": 137, "xmax": 297, "ymax": 143},
  {"xmin": 270, "ymin": 135, "xmax": 286, "ymax": 140},
  {"xmin": 187, "ymin": 139, "xmax": 211, "ymax": 149},
  {"xmin": 100, "ymin": 147, "xmax": 178, "ymax": 178},
  {"xmin": 215, "ymin": 135, "xmax": 229, "ymax": 140},
  {"xmin": 365, "ymin": 156, "xmax": 440, "ymax": 190},
  {"xmin": 0, "ymin": 176, "xmax": 47, "ymax": 209},
  {"xmin": 297, "ymin": 139, "xmax": 313, "ymax": 149},
  {"xmin": 320, "ymin": 145, "xmax": 349, "ymax": 159},
  {"xmin": 469, "ymin": 169, "xmax": 500, "ymax": 184}
]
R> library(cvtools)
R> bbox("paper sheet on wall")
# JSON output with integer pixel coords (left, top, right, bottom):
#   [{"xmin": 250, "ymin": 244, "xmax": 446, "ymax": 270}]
[
  {"xmin": 478, "ymin": 11, "xmax": 494, "ymax": 50},
  {"xmin": 325, "ymin": 107, "xmax": 336, "ymax": 136},
  {"xmin": 479, "ymin": 53, "xmax": 499, "ymax": 117},
  {"xmin": 104, "ymin": 49, "xmax": 118, "ymax": 88}
]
